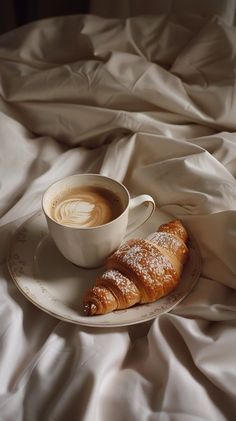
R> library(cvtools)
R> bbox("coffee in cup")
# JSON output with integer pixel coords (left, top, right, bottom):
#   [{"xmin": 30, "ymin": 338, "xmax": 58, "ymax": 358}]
[
  {"xmin": 51, "ymin": 186, "xmax": 123, "ymax": 228},
  {"xmin": 42, "ymin": 174, "xmax": 155, "ymax": 268}
]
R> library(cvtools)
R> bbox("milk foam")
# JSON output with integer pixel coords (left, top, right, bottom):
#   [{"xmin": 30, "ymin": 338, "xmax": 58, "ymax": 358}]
[{"xmin": 53, "ymin": 190, "xmax": 115, "ymax": 228}]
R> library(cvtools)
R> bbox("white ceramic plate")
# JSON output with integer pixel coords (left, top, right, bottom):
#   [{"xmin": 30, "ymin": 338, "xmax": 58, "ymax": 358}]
[{"xmin": 7, "ymin": 210, "xmax": 201, "ymax": 327}]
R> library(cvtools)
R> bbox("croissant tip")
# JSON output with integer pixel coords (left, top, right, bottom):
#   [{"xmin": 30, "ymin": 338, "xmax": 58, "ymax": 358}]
[{"xmin": 83, "ymin": 303, "xmax": 97, "ymax": 316}]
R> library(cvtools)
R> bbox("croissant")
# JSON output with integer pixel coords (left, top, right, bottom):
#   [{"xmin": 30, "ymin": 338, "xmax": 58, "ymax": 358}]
[{"xmin": 83, "ymin": 219, "xmax": 189, "ymax": 316}]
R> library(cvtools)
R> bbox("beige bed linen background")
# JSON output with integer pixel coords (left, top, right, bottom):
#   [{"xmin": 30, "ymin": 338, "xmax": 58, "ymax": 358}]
[{"xmin": 0, "ymin": 9, "xmax": 236, "ymax": 421}]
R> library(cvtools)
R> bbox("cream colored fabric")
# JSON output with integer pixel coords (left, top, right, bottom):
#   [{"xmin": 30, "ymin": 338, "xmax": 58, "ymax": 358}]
[{"xmin": 1, "ymin": 11, "xmax": 236, "ymax": 421}]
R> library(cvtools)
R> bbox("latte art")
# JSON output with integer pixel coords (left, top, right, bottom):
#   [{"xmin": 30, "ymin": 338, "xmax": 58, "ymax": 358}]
[
  {"xmin": 52, "ymin": 187, "xmax": 123, "ymax": 228},
  {"xmin": 54, "ymin": 195, "xmax": 112, "ymax": 227}
]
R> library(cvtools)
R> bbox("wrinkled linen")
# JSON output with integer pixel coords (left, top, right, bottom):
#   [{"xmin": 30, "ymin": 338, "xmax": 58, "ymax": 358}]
[{"xmin": 1, "ymin": 10, "xmax": 236, "ymax": 421}]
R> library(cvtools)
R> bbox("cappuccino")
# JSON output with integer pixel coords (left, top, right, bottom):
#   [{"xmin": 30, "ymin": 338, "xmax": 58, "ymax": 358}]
[
  {"xmin": 51, "ymin": 186, "xmax": 123, "ymax": 228},
  {"xmin": 42, "ymin": 173, "xmax": 155, "ymax": 267}
]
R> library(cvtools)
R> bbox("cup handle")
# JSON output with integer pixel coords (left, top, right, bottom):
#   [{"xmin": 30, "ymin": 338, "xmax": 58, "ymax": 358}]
[{"xmin": 126, "ymin": 194, "xmax": 156, "ymax": 236}]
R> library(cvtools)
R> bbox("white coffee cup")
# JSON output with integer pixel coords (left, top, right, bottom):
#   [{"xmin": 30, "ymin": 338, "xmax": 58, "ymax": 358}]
[{"xmin": 42, "ymin": 174, "xmax": 155, "ymax": 268}]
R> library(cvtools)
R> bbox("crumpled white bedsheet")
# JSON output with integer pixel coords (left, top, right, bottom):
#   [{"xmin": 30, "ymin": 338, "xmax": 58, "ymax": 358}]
[{"xmin": 1, "ymin": 10, "xmax": 236, "ymax": 421}]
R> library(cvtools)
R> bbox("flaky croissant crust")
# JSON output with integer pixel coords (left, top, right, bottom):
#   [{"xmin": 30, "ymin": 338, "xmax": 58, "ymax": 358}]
[{"xmin": 83, "ymin": 219, "xmax": 189, "ymax": 316}]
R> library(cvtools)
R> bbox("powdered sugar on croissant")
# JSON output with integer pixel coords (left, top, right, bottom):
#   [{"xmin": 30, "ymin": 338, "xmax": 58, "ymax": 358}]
[{"xmin": 83, "ymin": 219, "xmax": 189, "ymax": 316}]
